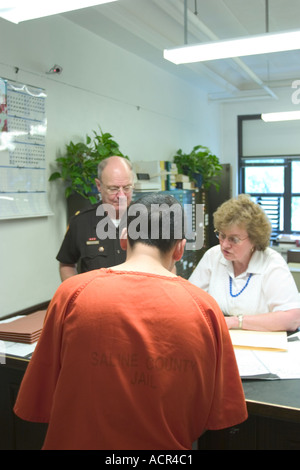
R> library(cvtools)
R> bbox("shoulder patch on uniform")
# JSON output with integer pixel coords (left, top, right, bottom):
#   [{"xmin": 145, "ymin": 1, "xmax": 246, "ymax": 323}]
[{"xmin": 71, "ymin": 203, "xmax": 99, "ymax": 219}]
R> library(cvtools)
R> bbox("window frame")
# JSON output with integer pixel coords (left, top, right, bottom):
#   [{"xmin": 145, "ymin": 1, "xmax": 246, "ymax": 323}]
[{"xmin": 238, "ymin": 114, "xmax": 300, "ymax": 235}]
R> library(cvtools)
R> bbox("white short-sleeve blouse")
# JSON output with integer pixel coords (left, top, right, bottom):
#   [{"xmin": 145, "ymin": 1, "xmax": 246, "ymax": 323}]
[{"xmin": 189, "ymin": 245, "xmax": 300, "ymax": 316}]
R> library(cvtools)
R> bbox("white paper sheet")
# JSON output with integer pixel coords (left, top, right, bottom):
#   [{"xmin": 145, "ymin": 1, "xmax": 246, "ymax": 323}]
[{"xmin": 234, "ymin": 332, "xmax": 300, "ymax": 379}]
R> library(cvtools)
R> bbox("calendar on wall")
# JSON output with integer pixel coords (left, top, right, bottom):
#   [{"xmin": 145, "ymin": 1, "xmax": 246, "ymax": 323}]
[{"xmin": 0, "ymin": 77, "xmax": 53, "ymax": 219}]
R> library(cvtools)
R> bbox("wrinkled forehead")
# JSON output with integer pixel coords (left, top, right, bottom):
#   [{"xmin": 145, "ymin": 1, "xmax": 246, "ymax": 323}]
[{"xmin": 101, "ymin": 164, "xmax": 133, "ymax": 186}]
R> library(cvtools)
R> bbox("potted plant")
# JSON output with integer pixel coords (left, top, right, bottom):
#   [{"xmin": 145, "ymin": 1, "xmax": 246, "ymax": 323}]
[
  {"xmin": 173, "ymin": 145, "xmax": 222, "ymax": 190},
  {"xmin": 49, "ymin": 127, "xmax": 129, "ymax": 219},
  {"xmin": 49, "ymin": 127, "xmax": 129, "ymax": 204}
]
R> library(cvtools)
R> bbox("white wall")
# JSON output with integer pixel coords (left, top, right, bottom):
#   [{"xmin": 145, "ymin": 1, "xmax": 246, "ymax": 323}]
[
  {"xmin": 221, "ymin": 87, "xmax": 300, "ymax": 195},
  {"xmin": 0, "ymin": 15, "xmax": 221, "ymax": 318}
]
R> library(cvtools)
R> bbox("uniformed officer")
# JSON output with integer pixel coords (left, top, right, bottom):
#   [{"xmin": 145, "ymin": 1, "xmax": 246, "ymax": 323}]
[{"xmin": 56, "ymin": 156, "xmax": 135, "ymax": 281}]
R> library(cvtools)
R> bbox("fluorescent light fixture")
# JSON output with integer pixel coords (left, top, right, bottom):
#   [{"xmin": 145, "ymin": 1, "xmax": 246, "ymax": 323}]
[
  {"xmin": 0, "ymin": 0, "xmax": 118, "ymax": 24},
  {"xmin": 261, "ymin": 111, "xmax": 300, "ymax": 122},
  {"xmin": 164, "ymin": 30, "xmax": 300, "ymax": 64}
]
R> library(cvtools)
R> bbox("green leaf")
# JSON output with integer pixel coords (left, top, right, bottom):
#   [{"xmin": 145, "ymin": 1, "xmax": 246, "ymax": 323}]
[
  {"xmin": 173, "ymin": 145, "xmax": 222, "ymax": 190},
  {"xmin": 48, "ymin": 171, "xmax": 61, "ymax": 181},
  {"xmin": 49, "ymin": 125, "xmax": 130, "ymax": 199},
  {"xmin": 88, "ymin": 195, "xmax": 98, "ymax": 204}
]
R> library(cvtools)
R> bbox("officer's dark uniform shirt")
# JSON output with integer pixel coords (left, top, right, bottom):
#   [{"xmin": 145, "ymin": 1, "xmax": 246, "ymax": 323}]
[{"xmin": 56, "ymin": 203, "xmax": 126, "ymax": 273}]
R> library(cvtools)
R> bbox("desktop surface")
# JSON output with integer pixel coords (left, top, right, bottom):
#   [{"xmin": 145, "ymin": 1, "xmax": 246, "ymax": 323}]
[{"xmin": 243, "ymin": 378, "xmax": 300, "ymax": 423}]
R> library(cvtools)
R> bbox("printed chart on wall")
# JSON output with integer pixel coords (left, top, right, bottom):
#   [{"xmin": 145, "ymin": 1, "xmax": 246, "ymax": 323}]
[{"xmin": 0, "ymin": 77, "xmax": 53, "ymax": 219}]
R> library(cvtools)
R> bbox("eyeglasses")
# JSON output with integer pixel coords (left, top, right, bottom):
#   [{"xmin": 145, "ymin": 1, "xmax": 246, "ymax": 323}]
[
  {"xmin": 103, "ymin": 185, "xmax": 133, "ymax": 195},
  {"xmin": 214, "ymin": 230, "xmax": 248, "ymax": 245}
]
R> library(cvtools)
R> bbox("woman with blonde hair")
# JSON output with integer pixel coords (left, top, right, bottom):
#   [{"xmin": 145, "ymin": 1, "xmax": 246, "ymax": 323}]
[{"xmin": 189, "ymin": 194, "xmax": 300, "ymax": 332}]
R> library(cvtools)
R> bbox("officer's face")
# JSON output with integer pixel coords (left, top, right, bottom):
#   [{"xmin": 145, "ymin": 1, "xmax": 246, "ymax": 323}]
[{"xmin": 96, "ymin": 161, "xmax": 134, "ymax": 218}]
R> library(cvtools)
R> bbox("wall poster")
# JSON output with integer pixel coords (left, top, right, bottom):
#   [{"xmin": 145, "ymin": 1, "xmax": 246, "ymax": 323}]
[{"xmin": 0, "ymin": 78, "xmax": 53, "ymax": 219}]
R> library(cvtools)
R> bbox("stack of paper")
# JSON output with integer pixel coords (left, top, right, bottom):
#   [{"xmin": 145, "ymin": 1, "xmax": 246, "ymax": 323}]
[
  {"xmin": 0, "ymin": 310, "xmax": 46, "ymax": 344},
  {"xmin": 228, "ymin": 329, "xmax": 300, "ymax": 380},
  {"xmin": 229, "ymin": 329, "xmax": 288, "ymax": 351}
]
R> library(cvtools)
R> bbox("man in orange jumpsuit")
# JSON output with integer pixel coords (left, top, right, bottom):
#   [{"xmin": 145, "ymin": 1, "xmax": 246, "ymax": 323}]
[{"xmin": 14, "ymin": 193, "xmax": 247, "ymax": 450}]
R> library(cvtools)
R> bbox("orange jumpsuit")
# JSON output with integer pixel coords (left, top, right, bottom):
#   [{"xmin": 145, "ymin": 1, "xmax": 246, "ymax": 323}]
[{"xmin": 14, "ymin": 269, "xmax": 248, "ymax": 450}]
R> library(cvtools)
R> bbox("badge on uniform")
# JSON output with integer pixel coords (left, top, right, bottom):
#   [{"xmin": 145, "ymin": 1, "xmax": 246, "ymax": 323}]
[{"xmin": 86, "ymin": 238, "xmax": 100, "ymax": 245}]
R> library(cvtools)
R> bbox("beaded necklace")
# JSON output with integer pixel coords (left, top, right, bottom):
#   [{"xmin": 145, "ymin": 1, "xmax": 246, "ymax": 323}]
[{"xmin": 229, "ymin": 273, "xmax": 253, "ymax": 298}]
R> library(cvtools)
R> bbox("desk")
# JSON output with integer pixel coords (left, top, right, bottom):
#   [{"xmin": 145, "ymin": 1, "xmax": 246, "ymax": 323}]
[
  {"xmin": 198, "ymin": 379, "xmax": 300, "ymax": 450},
  {"xmin": 3, "ymin": 355, "xmax": 300, "ymax": 450},
  {"xmin": 2, "ymin": 303, "xmax": 300, "ymax": 450},
  {"xmin": 244, "ymin": 379, "xmax": 300, "ymax": 422},
  {"xmin": 0, "ymin": 354, "xmax": 47, "ymax": 450},
  {"xmin": 0, "ymin": 303, "xmax": 49, "ymax": 450}
]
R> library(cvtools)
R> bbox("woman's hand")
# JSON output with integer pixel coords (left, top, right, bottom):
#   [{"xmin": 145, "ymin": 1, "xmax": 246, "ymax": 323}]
[{"xmin": 225, "ymin": 316, "xmax": 239, "ymax": 329}]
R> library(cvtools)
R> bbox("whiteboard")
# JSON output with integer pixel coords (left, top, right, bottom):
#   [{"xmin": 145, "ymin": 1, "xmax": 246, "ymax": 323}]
[{"xmin": 0, "ymin": 78, "xmax": 53, "ymax": 219}]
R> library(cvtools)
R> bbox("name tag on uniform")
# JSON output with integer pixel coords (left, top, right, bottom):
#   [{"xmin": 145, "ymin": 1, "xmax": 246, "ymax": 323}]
[{"xmin": 86, "ymin": 238, "xmax": 100, "ymax": 245}]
